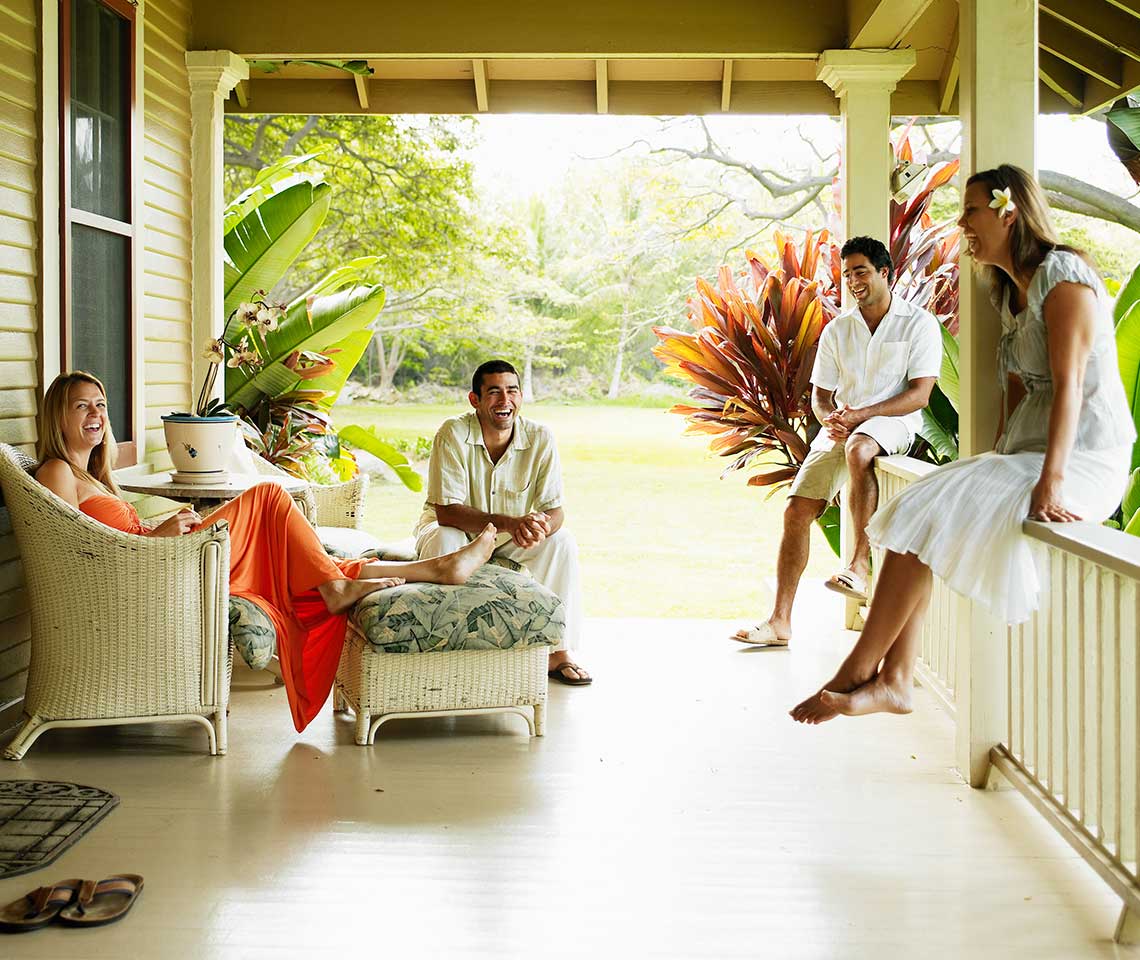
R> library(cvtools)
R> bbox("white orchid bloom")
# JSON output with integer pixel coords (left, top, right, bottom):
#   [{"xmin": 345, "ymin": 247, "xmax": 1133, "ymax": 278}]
[
  {"xmin": 226, "ymin": 338, "xmax": 262, "ymax": 369},
  {"xmin": 201, "ymin": 338, "xmax": 225, "ymax": 364},
  {"xmin": 256, "ymin": 305, "xmax": 279, "ymax": 331},
  {"xmin": 989, "ymin": 187, "xmax": 1016, "ymax": 218}
]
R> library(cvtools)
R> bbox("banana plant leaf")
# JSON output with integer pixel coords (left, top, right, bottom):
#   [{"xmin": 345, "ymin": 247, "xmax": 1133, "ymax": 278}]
[
  {"xmin": 1116, "ymin": 258, "xmax": 1140, "ymax": 326},
  {"xmin": 299, "ymin": 329, "xmax": 375, "ymax": 402},
  {"xmin": 337, "ymin": 424, "xmax": 422, "ymax": 492},
  {"xmin": 1121, "ymin": 468, "xmax": 1140, "ymax": 530},
  {"xmin": 936, "ymin": 321, "xmax": 960, "ymax": 410},
  {"xmin": 223, "ymin": 180, "xmax": 332, "ymax": 333},
  {"xmin": 227, "ymin": 283, "xmax": 387, "ymax": 410},
  {"xmin": 918, "ymin": 388, "xmax": 959, "ymax": 463},
  {"xmin": 223, "ymin": 146, "xmax": 334, "ymax": 234},
  {"xmin": 816, "ymin": 503, "xmax": 842, "ymax": 558},
  {"xmin": 1117, "ymin": 300, "xmax": 1140, "ymax": 472}
]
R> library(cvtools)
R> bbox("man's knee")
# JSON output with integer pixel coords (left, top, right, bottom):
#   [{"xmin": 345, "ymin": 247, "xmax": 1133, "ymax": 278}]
[
  {"xmin": 785, "ymin": 496, "xmax": 824, "ymax": 527},
  {"xmin": 844, "ymin": 435, "xmax": 880, "ymax": 473},
  {"xmin": 416, "ymin": 523, "xmax": 468, "ymax": 559}
]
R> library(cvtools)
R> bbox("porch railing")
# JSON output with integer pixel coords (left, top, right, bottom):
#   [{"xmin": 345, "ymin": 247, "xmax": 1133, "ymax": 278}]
[{"xmin": 872, "ymin": 455, "xmax": 1140, "ymax": 942}]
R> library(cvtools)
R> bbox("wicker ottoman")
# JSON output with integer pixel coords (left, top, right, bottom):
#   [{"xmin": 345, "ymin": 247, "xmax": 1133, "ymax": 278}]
[{"xmin": 333, "ymin": 563, "xmax": 564, "ymax": 745}]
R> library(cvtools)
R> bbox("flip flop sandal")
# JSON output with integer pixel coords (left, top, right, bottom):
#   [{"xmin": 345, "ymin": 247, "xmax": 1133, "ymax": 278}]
[
  {"xmin": 824, "ymin": 570, "xmax": 868, "ymax": 602},
  {"xmin": 548, "ymin": 662, "xmax": 593, "ymax": 686},
  {"xmin": 0, "ymin": 878, "xmax": 82, "ymax": 933},
  {"xmin": 731, "ymin": 623, "xmax": 790, "ymax": 647},
  {"xmin": 57, "ymin": 874, "xmax": 144, "ymax": 928}
]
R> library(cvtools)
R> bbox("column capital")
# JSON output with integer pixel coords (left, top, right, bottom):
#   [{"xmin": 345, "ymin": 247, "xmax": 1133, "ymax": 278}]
[
  {"xmin": 816, "ymin": 49, "xmax": 916, "ymax": 97},
  {"xmin": 185, "ymin": 50, "xmax": 249, "ymax": 97}
]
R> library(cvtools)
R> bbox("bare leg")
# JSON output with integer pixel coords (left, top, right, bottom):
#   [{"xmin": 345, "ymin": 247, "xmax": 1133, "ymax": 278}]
[
  {"xmin": 319, "ymin": 524, "xmax": 497, "ymax": 614},
  {"xmin": 733, "ymin": 496, "xmax": 824, "ymax": 643},
  {"xmin": 790, "ymin": 550, "xmax": 932, "ymax": 723},
  {"xmin": 842, "ymin": 435, "xmax": 882, "ymax": 581}
]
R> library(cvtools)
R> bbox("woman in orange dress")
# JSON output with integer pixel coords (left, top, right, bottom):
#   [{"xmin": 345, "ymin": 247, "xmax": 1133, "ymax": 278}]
[{"xmin": 34, "ymin": 371, "xmax": 497, "ymax": 732}]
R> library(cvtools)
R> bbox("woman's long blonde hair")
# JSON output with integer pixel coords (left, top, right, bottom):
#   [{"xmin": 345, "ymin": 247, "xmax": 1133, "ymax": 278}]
[
  {"xmin": 966, "ymin": 164, "xmax": 1095, "ymax": 306},
  {"xmin": 37, "ymin": 371, "xmax": 120, "ymax": 495}
]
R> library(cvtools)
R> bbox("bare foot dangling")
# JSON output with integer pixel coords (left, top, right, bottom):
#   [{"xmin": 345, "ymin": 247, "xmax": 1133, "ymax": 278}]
[
  {"xmin": 434, "ymin": 523, "xmax": 497, "ymax": 584},
  {"xmin": 819, "ymin": 675, "xmax": 913, "ymax": 718},
  {"xmin": 318, "ymin": 576, "xmax": 406, "ymax": 615}
]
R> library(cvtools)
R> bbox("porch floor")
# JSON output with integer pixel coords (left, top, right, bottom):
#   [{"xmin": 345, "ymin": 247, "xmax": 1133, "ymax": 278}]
[{"xmin": 0, "ymin": 584, "xmax": 1132, "ymax": 959}]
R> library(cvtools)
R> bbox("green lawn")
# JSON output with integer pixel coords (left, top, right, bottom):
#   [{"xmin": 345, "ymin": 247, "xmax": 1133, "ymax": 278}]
[{"xmin": 338, "ymin": 403, "xmax": 836, "ymax": 618}]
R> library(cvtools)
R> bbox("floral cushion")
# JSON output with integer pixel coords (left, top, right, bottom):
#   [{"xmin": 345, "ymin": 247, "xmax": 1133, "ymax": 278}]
[
  {"xmin": 228, "ymin": 560, "xmax": 562, "ymax": 668},
  {"xmin": 352, "ymin": 563, "xmax": 564, "ymax": 654},
  {"xmin": 229, "ymin": 597, "xmax": 275, "ymax": 671}
]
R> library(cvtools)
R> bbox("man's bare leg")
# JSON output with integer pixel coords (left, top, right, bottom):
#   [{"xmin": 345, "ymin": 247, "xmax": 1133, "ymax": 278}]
[
  {"xmin": 733, "ymin": 496, "xmax": 825, "ymax": 644},
  {"xmin": 791, "ymin": 550, "xmax": 932, "ymax": 723},
  {"xmin": 319, "ymin": 524, "xmax": 497, "ymax": 614},
  {"xmin": 841, "ymin": 434, "xmax": 883, "ymax": 582}
]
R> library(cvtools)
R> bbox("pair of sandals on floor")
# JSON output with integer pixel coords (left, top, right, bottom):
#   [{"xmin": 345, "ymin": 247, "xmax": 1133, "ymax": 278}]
[
  {"xmin": 0, "ymin": 874, "xmax": 143, "ymax": 932},
  {"xmin": 732, "ymin": 569, "xmax": 868, "ymax": 647}
]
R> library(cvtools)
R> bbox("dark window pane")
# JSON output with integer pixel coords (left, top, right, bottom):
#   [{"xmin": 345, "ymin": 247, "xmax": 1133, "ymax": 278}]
[
  {"xmin": 71, "ymin": 223, "xmax": 130, "ymax": 440},
  {"xmin": 70, "ymin": 0, "xmax": 128, "ymax": 220}
]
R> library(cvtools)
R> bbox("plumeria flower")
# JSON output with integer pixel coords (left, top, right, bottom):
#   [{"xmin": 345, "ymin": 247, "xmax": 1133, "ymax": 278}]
[
  {"xmin": 201, "ymin": 338, "xmax": 225, "ymax": 364},
  {"xmin": 226, "ymin": 338, "xmax": 262, "ymax": 369},
  {"xmin": 989, "ymin": 187, "xmax": 1016, "ymax": 218}
]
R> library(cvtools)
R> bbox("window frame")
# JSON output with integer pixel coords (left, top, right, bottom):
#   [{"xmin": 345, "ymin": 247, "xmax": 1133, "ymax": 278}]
[{"xmin": 59, "ymin": 0, "xmax": 139, "ymax": 466}]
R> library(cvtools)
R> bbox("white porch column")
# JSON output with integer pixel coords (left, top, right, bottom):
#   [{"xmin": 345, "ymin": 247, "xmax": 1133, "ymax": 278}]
[
  {"xmin": 185, "ymin": 51, "xmax": 248, "ymax": 410},
  {"xmin": 818, "ymin": 49, "xmax": 915, "ymax": 628},
  {"xmin": 955, "ymin": 0, "xmax": 1037, "ymax": 788}
]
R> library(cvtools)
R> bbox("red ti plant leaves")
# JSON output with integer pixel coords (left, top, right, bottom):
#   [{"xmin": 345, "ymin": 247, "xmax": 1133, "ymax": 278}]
[{"xmin": 653, "ymin": 230, "xmax": 842, "ymax": 492}]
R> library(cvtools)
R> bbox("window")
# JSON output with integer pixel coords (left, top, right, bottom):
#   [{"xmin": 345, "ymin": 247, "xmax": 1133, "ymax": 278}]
[{"xmin": 61, "ymin": 0, "xmax": 137, "ymax": 462}]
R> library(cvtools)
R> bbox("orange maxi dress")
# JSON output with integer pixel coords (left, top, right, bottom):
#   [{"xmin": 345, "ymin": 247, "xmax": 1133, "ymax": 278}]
[{"xmin": 79, "ymin": 483, "xmax": 366, "ymax": 731}]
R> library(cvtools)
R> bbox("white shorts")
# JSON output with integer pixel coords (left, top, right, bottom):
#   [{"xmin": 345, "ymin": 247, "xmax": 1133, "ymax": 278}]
[{"xmin": 787, "ymin": 416, "xmax": 913, "ymax": 503}]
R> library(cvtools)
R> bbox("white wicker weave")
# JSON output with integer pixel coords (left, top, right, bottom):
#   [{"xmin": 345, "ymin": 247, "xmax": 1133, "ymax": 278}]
[
  {"xmin": 334, "ymin": 623, "xmax": 548, "ymax": 745},
  {"xmin": 309, "ymin": 475, "xmax": 369, "ymax": 529},
  {"xmin": 0, "ymin": 443, "xmax": 232, "ymax": 759}
]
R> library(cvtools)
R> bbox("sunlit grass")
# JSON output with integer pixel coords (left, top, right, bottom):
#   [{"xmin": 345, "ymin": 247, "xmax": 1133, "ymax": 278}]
[{"xmin": 338, "ymin": 402, "xmax": 836, "ymax": 618}]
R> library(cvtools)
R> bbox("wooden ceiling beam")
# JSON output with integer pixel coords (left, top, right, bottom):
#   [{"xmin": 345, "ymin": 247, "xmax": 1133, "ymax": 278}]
[
  {"xmin": 1040, "ymin": 0, "xmax": 1140, "ymax": 63},
  {"xmin": 1105, "ymin": 0, "xmax": 1140, "ymax": 21},
  {"xmin": 937, "ymin": 20, "xmax": 958, "ymax": 114},
  {"xmin": 848, "ymin": 0, "xmax": 937, "ymax": 49},
  {"xmin": 1038, "ymin": 49, "xmax": 1086, "ymax": 109},
  {"xmin": 473, "ymin": 59, "xmax": 488, "ymax": 111},
  {"xmin": 1039, "ymin": 17, "xmax": 1123, "ymax": 87},
  {"xmin": 596, "ymin": 59, "xmax": 608, "ymax": 113},
  {"xmin": 233, "ymin": 79, "xmax": 249, "ymax": 108},
  {"xmin": 1083, "ymin": 60, "xmax": 1140, "ymax": 114},
  {"xmin": 721, "ymin": 59, "xmax": 733, "ymax": 111},
  {"xmin": 353, "ymin": 74, "xmax": 370, "ymax": 109}
]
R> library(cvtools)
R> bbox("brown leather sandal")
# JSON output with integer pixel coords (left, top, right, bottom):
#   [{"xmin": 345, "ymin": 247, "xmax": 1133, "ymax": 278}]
[
  {"xmin": 548, "ymin": 662, "xmax": 593, "ymax": 686},
  {"xmin": 0, "ymin": 878, "xmax": 82, "ymax": 932},
  {"xmin": 56, "ymin": 874, "xmax": 144, "ymax": 927}
]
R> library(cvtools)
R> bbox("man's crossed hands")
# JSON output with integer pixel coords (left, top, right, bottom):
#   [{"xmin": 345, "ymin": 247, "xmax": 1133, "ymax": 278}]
[{"xmin": 509, "ymin": 511, "xmax": 552, "ymax": 549}]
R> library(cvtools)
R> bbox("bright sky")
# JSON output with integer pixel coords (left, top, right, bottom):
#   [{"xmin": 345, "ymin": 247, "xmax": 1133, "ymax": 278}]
[{"xmin": 468, "ymin": 113, "xmax": 1138, "ymax": 207}]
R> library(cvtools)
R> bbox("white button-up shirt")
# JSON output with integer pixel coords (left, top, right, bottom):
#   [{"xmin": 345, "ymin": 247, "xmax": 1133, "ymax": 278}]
[
  {"xmin": 415, "ymin": 412, "xmax": 564, "ymax": 538},
  {"xmin": 809, "ymin": 294, "xmax": 942, "ymax": 452}
]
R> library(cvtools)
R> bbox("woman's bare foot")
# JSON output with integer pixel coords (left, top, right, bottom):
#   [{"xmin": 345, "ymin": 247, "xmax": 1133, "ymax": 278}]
[
  {"xmin": 432, "ymin": 523, "xmax": 497, "ymax": 584},
  {"xmin": 318, "ymin": 576, "xmax": 406, "ymax": 615},
  {"xmin": 790, "ymin": 661, "xmax": 877, "ymax": 725},
  {"xmin": 819, "ymin": 674, "xmax": 913, "ymax": 717}
]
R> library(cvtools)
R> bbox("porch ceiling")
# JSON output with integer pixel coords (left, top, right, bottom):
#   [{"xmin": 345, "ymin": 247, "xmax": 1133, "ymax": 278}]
[{"xmin": 190, "ymin": 0, "xmax": 1140, "ymax": 117}]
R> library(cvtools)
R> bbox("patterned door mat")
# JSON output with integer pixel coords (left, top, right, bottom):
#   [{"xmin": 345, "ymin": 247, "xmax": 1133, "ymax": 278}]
[{"xmin": 0, "ymin": 780, "xmax": 119, "ymax": 879}]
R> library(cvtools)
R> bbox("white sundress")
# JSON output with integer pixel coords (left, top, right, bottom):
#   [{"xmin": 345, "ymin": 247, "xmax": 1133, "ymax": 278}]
[{"xmin": 866, "ymin": 250, "xmax": 1137, "ymax": 624}]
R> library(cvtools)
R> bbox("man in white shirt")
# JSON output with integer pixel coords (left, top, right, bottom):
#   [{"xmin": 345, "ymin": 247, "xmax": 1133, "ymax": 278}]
[
  {"xmin": 415, "ymin": 360, "xmax": 590, "ymax": 685},
  {"xmin": 733, "ymin": 236, "xmax": 942, "ymax": 647}
]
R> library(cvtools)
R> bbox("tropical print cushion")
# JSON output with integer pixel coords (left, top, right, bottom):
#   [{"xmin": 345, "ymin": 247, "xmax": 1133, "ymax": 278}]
[
  {"xmin": 352, "ymin": 563, "xmax": 564, "ymax": 653},
  {"xmin": 229, "ymin": 596, "xmax": 275, "ymax": 670}
]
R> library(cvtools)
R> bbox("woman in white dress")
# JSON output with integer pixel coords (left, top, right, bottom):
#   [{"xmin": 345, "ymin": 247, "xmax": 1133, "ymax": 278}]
[{"xmin": 792, "ymin": 164, "xmax": 1136, "ymax": 724}]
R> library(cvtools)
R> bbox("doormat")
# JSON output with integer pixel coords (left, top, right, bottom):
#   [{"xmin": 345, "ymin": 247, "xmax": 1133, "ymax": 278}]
[{"xmin": 0, "ymin": 780, "xmax": 119, "ymax": 879}]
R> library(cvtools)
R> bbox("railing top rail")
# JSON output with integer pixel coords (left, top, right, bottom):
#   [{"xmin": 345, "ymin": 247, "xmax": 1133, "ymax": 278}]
[
  {"xmin": 875, "ymin": 454, "xmax": 941, "ymax": 483},
  {"xmin": 1023, "ymin": 520, "xmax": 1140, "ymax": 582}
]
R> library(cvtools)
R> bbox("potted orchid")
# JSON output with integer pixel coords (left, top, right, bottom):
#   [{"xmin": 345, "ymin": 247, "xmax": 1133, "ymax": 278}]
[{"xmin": 161, "ymin": 292, "xmax": 287, "ymax": 484}]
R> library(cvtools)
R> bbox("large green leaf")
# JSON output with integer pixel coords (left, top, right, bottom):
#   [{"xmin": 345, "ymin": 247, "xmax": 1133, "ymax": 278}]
[
  {"xmin": 227, "ymin": 283, "xmax": 386, "ymax": 410},
  {"xmin": 1118, "ymin": 300, "xmax": 1140, "ymax": 472},
  {"xmin": 1122, "ymin": 468, "xmax": 1140, "ymax": 530},
  {"xmin": 918, "ymin": 401, "xmax": 959, "ymax": 463},
  {"xmin": 1115, "ymin": 258, "xmax": 1140, "ymax": 326},
  {"xmin": 223, "ymin": 146, "xmax": 333, "ymax": 234},
  {"xmin": 338, "ymin": 424, "xmax": 422, "ymax": 492},
  {"xmin": 223, "ymin": 180, "xmax": 332, "ymax": 333},
  {"xmin": 301, "ymin": 328, "xmax": 375, "ymax": 402},
  {"xmin": 937, "ymin": 322, "xmax": 960, "ymax": 410},
  {"xmin": 816, "ymin": 503, "xmax": 841, "ymax": 558}
]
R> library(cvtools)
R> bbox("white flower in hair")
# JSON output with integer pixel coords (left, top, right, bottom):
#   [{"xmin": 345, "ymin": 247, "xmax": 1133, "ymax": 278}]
[{"xmin": 989, "ymin": 187, "xmax": 1016, "ymax": 218}]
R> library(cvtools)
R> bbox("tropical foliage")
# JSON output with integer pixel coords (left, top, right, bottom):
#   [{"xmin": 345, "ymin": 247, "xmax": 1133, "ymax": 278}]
[{"xmin": 220, "ymin": 153, "xmax": 420, "ymax": 489}]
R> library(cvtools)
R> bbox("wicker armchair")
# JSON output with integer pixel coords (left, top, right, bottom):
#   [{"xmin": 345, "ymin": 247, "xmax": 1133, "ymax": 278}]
[
  {"xmin": 309, "ymin": 475, "xmax": 369, "ymax": 529},
  {"xmin": 0, "ymin": 443, "xmax": 232, "ymax": 760}
]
